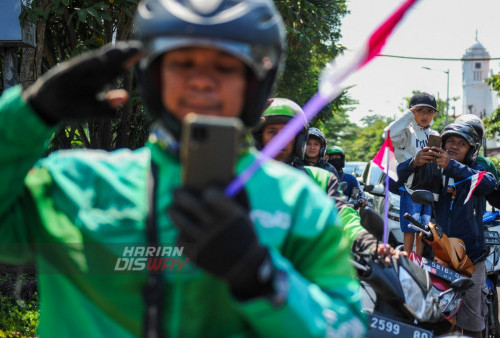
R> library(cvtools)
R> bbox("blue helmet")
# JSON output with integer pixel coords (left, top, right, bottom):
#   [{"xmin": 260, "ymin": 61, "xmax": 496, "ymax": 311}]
[{"xmin": 134, "ymin": 0, "xmax": 286, "ymax": 137}]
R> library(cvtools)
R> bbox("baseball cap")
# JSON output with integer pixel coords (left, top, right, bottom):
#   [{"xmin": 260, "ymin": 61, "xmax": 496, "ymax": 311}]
[{"xmin": 409, "ymin": 92, "xmax": 438, "ymax": 112}]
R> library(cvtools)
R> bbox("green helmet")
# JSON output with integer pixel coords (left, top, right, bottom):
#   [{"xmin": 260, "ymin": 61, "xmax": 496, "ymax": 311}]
[
  {"xmin": 252, "ymin": 98, "xmax": 308, "ymax": 160},
  {"xmin": 326, "ymin": 146, "xmax": 345, "ymax": 170},
  {"xmin": 327, "ymin": 146, "xmax": 344, "ymax": 157}
]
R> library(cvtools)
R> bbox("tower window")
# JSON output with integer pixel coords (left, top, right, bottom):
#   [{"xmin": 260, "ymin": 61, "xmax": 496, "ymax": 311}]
[
  {"xmin": 473, "ymin": 70, "xmax": 483, "ymax": 81},
  {"xmin": 475, "ymin": 62, "xmax": 481, "ymax": 69}
]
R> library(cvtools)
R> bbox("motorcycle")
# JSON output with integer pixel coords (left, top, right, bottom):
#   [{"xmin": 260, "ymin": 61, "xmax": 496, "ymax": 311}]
[
  {"xmin": 346, "ymin": 183, "xmax": 373, "ymax": 211},
  {"xmin": 483, "ymin": 210, "xmax": 500, "ymax": 337},
  {"xmin": 403, "ymin": 189, "xmax": 478, "ymax": 333},
  {"xmin": 355, "ymin": 208, "xmax": 473, "ymax": 337}
]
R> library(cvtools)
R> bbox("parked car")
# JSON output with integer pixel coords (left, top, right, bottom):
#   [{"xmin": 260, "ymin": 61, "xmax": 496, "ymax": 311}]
[
  {"xmin": 344, "ymin": 161, "xmax": 367, "ymax": 178},
  {"xmin": 359, "ymin": 161, "xmax": 403, "ymax": 246}
]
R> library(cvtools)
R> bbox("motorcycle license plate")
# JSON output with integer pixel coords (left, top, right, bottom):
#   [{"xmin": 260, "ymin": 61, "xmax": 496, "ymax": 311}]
[
  {"xmin": 484, "ymin": 231, "xmax": 500, "ymax": 245},
  {"xmin": 366, "ymin": 313, "xmax": 433, "ymax": 337}
]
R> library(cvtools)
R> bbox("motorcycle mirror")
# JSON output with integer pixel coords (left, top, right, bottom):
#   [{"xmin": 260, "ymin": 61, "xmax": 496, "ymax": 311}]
[
  {"xmin": 439, "ymin": 277, "xmax": 475, "ymax": 299},
  {"xmin": 411, "ymin": 190, "xmax": 434, "ymax": 205},
  {"xmin": 360, "ymin": 208, "xmax": 384, "ymax": 240},
  {"xmin": 339, "ymin": 181, "xmax": 347, "ymax": 192},
  {"xmin": 363, "ymin": 184, "xmax": 374, "ymax": 193},
  {"xmin": 450, "ymin": 277, "xmax": 474, "ymax": 293}
]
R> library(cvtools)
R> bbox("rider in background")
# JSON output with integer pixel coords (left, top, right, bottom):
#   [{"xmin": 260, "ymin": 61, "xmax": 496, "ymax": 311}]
[
  {"xmin": 253, "ymin": 98, "xmax": 404, "ymax": 258},
  {"xmin": 326, "ymin": 146, "xmax": 367, "ymax": 206},
  {"xmin": 398, "ymin": 122, "xmax": 496, "ymax": 337},
  {"xmin": 456, "ymin": 114, "xmax": 498, "ymax": 179},
  {"xmin": 297, "ymin": 127, "xmax": 338, "ymax": 176},
  {"xmin": 455, "ymin": 114, "xmax": 500, "ymax": 209},
  {"xmin": 0, "ymin": 0, "xmax": 367, "ymax": 336}
]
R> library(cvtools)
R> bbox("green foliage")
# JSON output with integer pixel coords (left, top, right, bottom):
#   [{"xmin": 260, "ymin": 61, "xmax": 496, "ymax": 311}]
[
  {"xmin": 484, "ymin": 107, "xmax": 500, "ymax": 139},
  {"xmin": 487, "ymin": 155, "xmax": 500, "ymax": 173},
  {"xmin": 0, "ymin": 296, "xmax": 39, "ymax": 338},
  {"xmin": 22, "ymin": 0, "xmax": 142, "ymax": 152},
  {"xmin": 484, "ymin": 74, "xmax": 500, "ymax": 139},
  {"xmin": 274, "ymin": 0, "xmax": 352, "ymax": 125},
  {"xmin": 18, "ymin": 0, "xmax": 353, "ymax": 152},
  {"xmin": 0, "ymin": 274, "xmax": 39, "ymax": 338},
  {"xmin": 344, "ymin": 115, "xmax": 393, "ymax": 162}
]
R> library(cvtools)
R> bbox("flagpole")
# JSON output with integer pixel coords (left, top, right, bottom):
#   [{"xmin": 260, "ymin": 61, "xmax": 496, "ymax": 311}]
[{"xmin": 383, "ymin": 158, "xmax": 390, "ymax": 247}]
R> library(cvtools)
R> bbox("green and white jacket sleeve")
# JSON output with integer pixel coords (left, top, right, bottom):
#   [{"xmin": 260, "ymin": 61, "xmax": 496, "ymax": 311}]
[{"xmin": 0, "ymin": 85, "xmax": 54, "ymax": 263}]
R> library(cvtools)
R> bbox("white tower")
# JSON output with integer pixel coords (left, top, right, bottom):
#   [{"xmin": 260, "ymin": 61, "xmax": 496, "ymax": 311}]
[{"xmin": 462, "ymin": 33, "xmax": 499, "ymax": 152}]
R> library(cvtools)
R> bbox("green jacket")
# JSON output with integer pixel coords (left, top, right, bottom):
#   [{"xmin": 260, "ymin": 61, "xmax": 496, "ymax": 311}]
[
  {"xmin": 0, "ymin": 86, "xmax": 365, "ymax": 337},
  {"xmin": 301, "ymin": 166, "xmax": 369, "ymax": 246}
]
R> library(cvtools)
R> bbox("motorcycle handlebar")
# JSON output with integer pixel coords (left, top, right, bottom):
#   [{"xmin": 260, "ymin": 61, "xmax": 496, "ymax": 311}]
[{"xmin": 404, "ymin": 213, "xmax": 433, "ymax": 239}]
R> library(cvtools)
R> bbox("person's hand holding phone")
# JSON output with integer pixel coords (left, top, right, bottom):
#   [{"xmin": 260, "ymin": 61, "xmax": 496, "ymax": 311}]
[
  {"xmin": 412, "ymin": 147, "xmax": 436, "ymax": 167},
  {"xmin": 428, "ymin": 147, "xmax": 451, "ymax": 169}
]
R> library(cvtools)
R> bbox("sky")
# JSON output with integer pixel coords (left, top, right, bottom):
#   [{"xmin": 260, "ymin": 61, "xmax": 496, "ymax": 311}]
[{"xmin": 339, "ymin": 0, "xmax": 500, "ymax": 126}]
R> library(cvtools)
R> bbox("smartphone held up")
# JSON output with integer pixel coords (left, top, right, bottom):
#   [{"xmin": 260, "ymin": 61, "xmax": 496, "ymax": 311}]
[
  {"xmin": 427, "ymin": 135, "xmax": 442, "ymax": 148},
  {"xmin": 181, "ymin": 114, "xmax": 243, "ymax": 190}
]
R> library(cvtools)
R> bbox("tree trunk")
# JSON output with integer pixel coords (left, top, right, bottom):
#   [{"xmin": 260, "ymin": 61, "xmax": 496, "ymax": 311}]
[
  {"xmin": 20, "ymin": 0, "xmax": 49, "ymax": 88},
  {"xmin": 2, "ymin": 48, "xmax": 19, "ymax": 89}
]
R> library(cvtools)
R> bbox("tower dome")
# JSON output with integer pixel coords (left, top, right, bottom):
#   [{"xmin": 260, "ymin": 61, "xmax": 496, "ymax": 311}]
[
  {"xmin": 463, "ymin": 38, "xmax": 490, "ymax": 59},
  {"xmin": 461, "ymin": 33, "xmax": 499, "ymax": 154}
]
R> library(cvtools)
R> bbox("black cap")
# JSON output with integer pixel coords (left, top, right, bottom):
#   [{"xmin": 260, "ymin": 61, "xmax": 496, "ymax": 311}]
[{"xmin": 409, "ymin": 92, "xmax": 438, "ymax": 112}]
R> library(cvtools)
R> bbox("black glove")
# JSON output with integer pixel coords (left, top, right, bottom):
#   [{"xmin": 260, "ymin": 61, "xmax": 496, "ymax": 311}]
[
  {"xmin": 22, "ymin": 41, "xmax": 141, "ymax": 125},
  {"xmin": 352, "ymin": 230, "xmax": 379, "ymax": 253},
  {"xmin": 168, "ymin": 187, "xmax": 274, "ymax": 300}
]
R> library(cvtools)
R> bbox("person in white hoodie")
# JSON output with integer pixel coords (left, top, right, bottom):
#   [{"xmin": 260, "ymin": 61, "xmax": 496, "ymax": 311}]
[{"xmin": 384, "ymin": 92, "xmax": 440, "ymax": 255}]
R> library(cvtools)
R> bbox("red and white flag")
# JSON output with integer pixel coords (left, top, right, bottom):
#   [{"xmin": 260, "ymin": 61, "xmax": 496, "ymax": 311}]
[
  {"xmin": 464, "ymin": 170, "xmax": 486, "ymax": 204},
  {"xmin": 373, "ymin": 131, "xmax": 399, "ymax": 182}
]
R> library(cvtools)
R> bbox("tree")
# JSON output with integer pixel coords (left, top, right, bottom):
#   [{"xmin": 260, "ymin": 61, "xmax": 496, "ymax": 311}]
[
  {"xmin": 343, "ymin": 115, "xmax": 391, "ymax": 162},
  {"xmin": 273, "ymin": 0, "xmax": 354, "ymax": 130},
  {"xmin": 16, "ymin": 0, "xmax": 146, "ymax": 152},
  {"xmin": 484, "ymin": 73, "xmax": 500, "ymax": 139},
  {"xmin": 2, "ymin": 0, "xmax": 352, "ymax": 152}
]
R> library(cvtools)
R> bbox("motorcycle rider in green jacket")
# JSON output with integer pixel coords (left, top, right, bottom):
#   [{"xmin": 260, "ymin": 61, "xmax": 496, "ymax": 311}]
[
  {"xmin": 0, "ymin": 0, "xmax": 366, "ymax": 337},
  {"xmin": 252, "ymin": 97, "xmax": 404, "ymax": 257}
]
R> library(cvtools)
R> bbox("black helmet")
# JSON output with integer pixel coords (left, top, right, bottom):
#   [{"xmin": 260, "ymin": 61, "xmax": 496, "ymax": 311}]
[
  {"xmin": 252, "ymin": 98, "xmax": 308, "ymax": 160},
  {"xmin": 455, "ymin": 114, "xmax": 485, "ymax": 146},
  {"xmin": 307, "ymin": 127, "xmax": 327, "ymax": 158},
  {"xmin": 134, "ymin": 0, "xmax": 286, "ymax": 136},
  {"xmin": 441, "ymin": 122, "xmax": 480, "ymax": 164}
]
